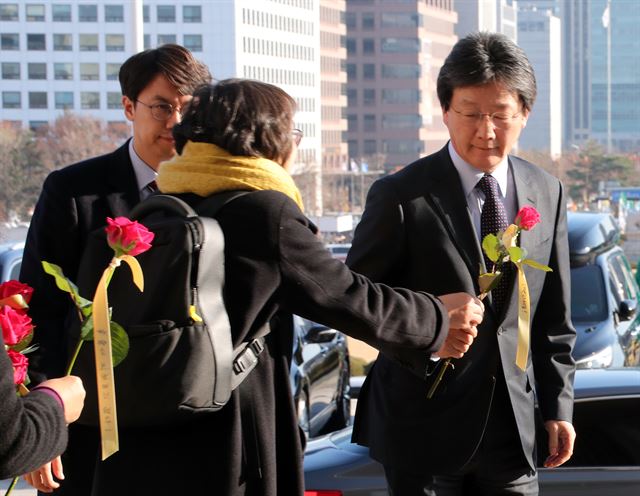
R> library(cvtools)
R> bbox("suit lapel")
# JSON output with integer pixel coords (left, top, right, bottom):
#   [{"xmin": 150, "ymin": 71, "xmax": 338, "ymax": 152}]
[
  {"xmin": 106, "ymin": 140, "xmax": 141, "ymax": 216},
  {"xmin": 511, "ymin": 156, "xmax": 540, "ymax": 268},
  {"xmin": 425, "ymin": 147, "xmax": 484, "ymax": 291}
]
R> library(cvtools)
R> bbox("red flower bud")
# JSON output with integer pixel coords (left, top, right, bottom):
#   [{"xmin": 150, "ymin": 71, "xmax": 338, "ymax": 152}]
[
  {"xmin": 515, "ymin": 206, "xmax": 541, "ymax": 231},
  {"xmin": 0, "ymin": 305, "xmax": 33, "ymax": 346},
  {"xmin": 8, "ymin": 349, "xmax": 28, "ymax": 385},
  {"xmin": 105, "ymin": 217, "xmax": 154, "ymax": 257}
]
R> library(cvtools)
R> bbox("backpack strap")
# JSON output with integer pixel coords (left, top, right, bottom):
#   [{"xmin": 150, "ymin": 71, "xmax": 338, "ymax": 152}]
[{"xmin": 194, "ymin": 190, "xmax": 271, "ymax": 392}]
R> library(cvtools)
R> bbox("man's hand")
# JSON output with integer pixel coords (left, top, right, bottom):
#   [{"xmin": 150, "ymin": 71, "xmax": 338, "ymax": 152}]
[
  {"xmin": 39, "ymin": 375, "xmax": 86, "ymax": 423},
  {"xmin": 544, "ymin": 420, "xmax": 576, "ymax": 468},
  {"xmin": 23, "ymin": 457, "xmax": 63, "ymax": 493},
  {"xmin": 435, "ymin": 292, "xmax": 484, "ymax": 359}
]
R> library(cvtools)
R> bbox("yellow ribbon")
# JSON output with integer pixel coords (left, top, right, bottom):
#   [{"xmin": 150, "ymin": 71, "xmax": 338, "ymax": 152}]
[
  {"xmin": 92, "ymin": 256, "xmax": 145, "ymax": 460},
  {"xmin": 515, "ymin": 265, "xmax": 531, "ymax": 371}
]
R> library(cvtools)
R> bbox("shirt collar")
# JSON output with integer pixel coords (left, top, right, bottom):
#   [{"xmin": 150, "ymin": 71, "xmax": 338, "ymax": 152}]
[
  {"xmin": 129, "ymin": 139, "xmax": 157, "ymax": 192},
  {"xmin": 447, "ymin": 141, "xmax": 509, "ymax": 200}
]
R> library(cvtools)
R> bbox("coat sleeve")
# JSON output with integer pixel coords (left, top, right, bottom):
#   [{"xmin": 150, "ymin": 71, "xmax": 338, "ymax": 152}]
[
  {"xmin": 531, "ymin": 181, "xmax": 576, "ymax": 422},
  {"xmin": 0, "ymin": 336, "xmax": 68, "ymax": 479},
  {"xmin": 19, "ymin": 171, "xmax": 80, "ymax": 382},
  {"xmin": 274, "ymin": 197, "xmax": 448, "ymax": 361}
]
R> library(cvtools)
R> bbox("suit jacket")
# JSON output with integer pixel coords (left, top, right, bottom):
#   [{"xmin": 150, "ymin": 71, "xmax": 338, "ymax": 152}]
[
  {"xmin": 21, "ymin": 140, "xmax": 140, "ymax": 382},
  {"xmin": 348, "ymin": 145, "xmax": 576, "ymax": 475}
]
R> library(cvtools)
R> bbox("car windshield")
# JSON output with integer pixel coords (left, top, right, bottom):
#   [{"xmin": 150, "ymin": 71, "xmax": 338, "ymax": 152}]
[{"xmin": 570, "ymin": 265, "xmax": 608, "ymax": 322}]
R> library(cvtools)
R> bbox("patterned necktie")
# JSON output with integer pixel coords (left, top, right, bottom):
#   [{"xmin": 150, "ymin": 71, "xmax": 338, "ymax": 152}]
[{"xmin": 477, "ymin": 174, "xmax": 511, "ymax": 312}]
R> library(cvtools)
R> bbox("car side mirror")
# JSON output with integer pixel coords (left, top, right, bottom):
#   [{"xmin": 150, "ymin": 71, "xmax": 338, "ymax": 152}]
[
  {"xmin": 305, "ymin": 325, "xmax": 338, "ymax": 344},
  {"xmin": 618, "ymin": 299, "xmax": 638, "ymax": 322}
]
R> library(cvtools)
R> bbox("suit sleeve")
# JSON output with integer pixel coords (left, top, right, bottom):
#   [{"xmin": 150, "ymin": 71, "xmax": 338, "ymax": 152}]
[
  {"xmin": 531, "ymin": 181, "xmax": 576, "ymax": 422},
  {"xmin": 19, "ymin": 171, "xmax": 80, "ymax": 382},
  {"xmin": 0, "ymin": 336, "xmax": 68, "ymax": 479},
  {"xmin": 275, "ymin": 198, "xmax": 448, "ymax": 357}
]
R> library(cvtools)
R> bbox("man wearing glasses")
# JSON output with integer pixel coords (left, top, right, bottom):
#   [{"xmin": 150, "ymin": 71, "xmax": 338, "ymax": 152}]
[
  {"xmin": 20, "ymin": 44, "xmax": 211, "ymax": 495},
  {"xmin": 348, "ymin": 32, "xmax": 576, "ymax": 495}
]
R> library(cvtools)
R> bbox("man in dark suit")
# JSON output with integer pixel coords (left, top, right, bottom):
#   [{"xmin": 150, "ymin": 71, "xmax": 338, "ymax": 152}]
[
  {"xmin": 348, "ymin": 32, "xmax": 576, "ymax": 495},
  {"xmin": 19, "ymin": 44, "xmax": 211, "ymax": 494}
]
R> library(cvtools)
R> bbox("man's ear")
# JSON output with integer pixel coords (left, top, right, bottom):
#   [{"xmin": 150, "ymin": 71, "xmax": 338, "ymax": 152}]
[{"xmin": 122, "ymin": 96, "xmax": 135, "ymax": 122}]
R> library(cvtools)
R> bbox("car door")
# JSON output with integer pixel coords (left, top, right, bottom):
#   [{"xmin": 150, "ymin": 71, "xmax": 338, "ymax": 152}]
[{"xmin": 538, "ymin": 394, "xmax": 640, "ymax": 495}]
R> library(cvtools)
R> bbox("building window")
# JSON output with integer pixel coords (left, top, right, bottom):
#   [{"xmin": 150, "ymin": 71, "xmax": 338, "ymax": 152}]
[
  {"xmin": 52, "ymin": 4, "xmax": 71, "ymax": 22},
  {"xmin": 27, "ymin": 33, "xmax": 46, "ymax": 50},
  {"xmin": 105, "ymin": 34, "xmax": 124, "ymax": 51},
  {"xmin": 362, "ymin": 12, "xmax": 375, "ymax": 30},
  {"xmin": 104, "ymin": 4, "xmax": 123, "ymax": 22},
  {"xmin": 347, "ymin": 114, "xmax": 358, "ymax": 132},
  {"xmin": 157, "ymin": 5, "xmax": 175, "ymax": 22},
  {"xmin": 79, "ymin": 33, "xmax": 98, "ymax": 51},
  {"xmin": 363, "ymin": 88, "xmax": 376, "ymax": 106},
  {"xmin": 0, "ymin": 4, "xmax": 18, "ymax": 21},
  {"xmin": 107, "ymin": 92, "xmax": 121, "ymax": 109},
  {"xmin": 81, "ymin": 91, "xmax": 99, "ymax": 109},
  {"xmin": 157, "ymin": 34, "xmax": 176, "ymax": 46},
  {"xmin": 1, "ymin": 62, "xmax": 19, "ymax": 79},
  {"xmin": 362, "ymin": 38, "xmax": 375, "ymax": 55},
  {"xmin": 106, "ymin": 63, "xmax": 120, "ymax": 80},
  {"xmin": 382, "ymin": 113, "xmax": 422, "ymax": 129},
  {"xmin": 348, "ymin": 140, "xmax": 359, "ymax": 158},
  {"xmin": 183, "ymin": 5, "xmax": 201, "ymax": 23},
  {"xmin": 346, "ymin": 63, "xmax": 356, "ymax": 80},
  {"xmin": 54, "ymin": 62, "xmax": 72, "ymax": 80},
  {"xmin": 28, "ymin": 62, "xmax": 46, "ymax": 79},
  {"xmin": 363, "ymin": 63, "xmax": 375, "ymax": 80},
  {"xmin": 381, "ymin": 38, "xmax": 420, "ymax": 54},
  {"xmin": 382, "ymin": 88, "xmax": 421, "ymax": 104},
  {"xmin": 346, "ymin": 37, "xmax": 356, "ymax": 55},
  {"xmin": 78, "ymin": 4, "xmax": 97, "ymax": 22},
  {"xmin": 381, "ymin": 12, "xmax": 421, "ymax": 28},
  {"xmin": 347, "ymin": 88, "xmax": 357, "ymax": 106},
  {"xmin": 26, "ymin": 4, "xmax": 45, "ymax": 21},
  {"xmin": 143, "ymin": 34, "xmax": 150, "ymax": 49},
  {"xmin": 143, "ymin": 5, "xmax": 149, "ymax": 22},
  {"xmin": 382, "ymin": 63, "xmax": 421, "ymax": 79},
  {"xmin": 29, "ymin": 91, "xmax": 48, "ymax": 109},
  {"xmin": 80, "ymin": 63, "xmax": 99, "ymax": 80},
  {"xmin": 2, "ymin": 91, "xmax": 20, "ymax": 108},
  {"xmin": 364, "ymin": 139, "xmax": 377, "ymax": 155},
  {"xmin": 183, "ymin": 34, "xmax": 202, "ymax": 52},
  {"xmin": 1, "ymin": 33, "xmax": 19, "ymax": 50},
  {"xmin": 29, "ymin": 121, "xmax": 48, "ymax": 131},
  {"xmin": 53, "ymin": 33, "xmax": 72, "ymax": 50},
  {"xmin": 345, "ymin": 11, "xmax": 356, "ymax": 29},
  {"xmin": 55, "ymin": 91, "xmax": 73, "ymax": 109},
  {"xmin": 364, "ymin": 114, "xmax": 376, "ymax": 132}
]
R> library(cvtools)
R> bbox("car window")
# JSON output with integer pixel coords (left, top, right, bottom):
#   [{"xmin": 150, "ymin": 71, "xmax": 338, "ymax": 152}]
[
  {"xmin": 9, "ymin": 260, "xmax": 21, "ymax": 281},
  {"xmin": 570, "ymin": 265, "xmax": 608, "ymax": 321},
  {"xmin": 608, "ymin": 254, "xmax": 635, "ymax": 302}
]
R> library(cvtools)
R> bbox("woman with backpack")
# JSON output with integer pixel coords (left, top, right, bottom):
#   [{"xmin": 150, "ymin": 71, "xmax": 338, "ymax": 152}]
[{"xmin": 52, "ymin": 79, "xmax": 482, "ymax": 496}]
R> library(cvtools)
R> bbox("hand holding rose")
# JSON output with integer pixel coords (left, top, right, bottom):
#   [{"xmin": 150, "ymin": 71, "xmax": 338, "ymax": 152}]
[{"xmin": 436, "ymin": 292, "xmax": 484, "ymax": 359}]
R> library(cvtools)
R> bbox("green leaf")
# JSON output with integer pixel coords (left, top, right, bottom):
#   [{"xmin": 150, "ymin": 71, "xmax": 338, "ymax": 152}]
[
  {"xmin": 482, "ymin": 234, "xmax": 501, "ymax": 262},
  {"xmin": 479, "ymin": 271, "xmax": 503, "ymax": 294},
  {"xmin": 110, "ymin": 321, "xmax": 129, "ymax": 367},
  {"xmin": 522, "ymin": 259, "xmax": 553, "ymax": 272},
  {"xmin": 42, "ymin": 261, "xmax": 89, "ymax": 313},
  {"xmin": 80, "ymin": 315, "xmax": 94, "ymax": 341},
  {"xmin": 507, "ymin": 246, "xmax": 524, "ymax": 263}
]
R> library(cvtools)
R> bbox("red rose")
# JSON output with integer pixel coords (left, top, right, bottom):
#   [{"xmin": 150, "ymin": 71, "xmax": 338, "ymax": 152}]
[
  {"xmin": 0, "ymin": 280, "xmax": 33, "ymax": 305},
  {"xmin": 515, "ymin": 206, "xmax": 541, "ymax": 231},
  {"xmin": 7, "ymin": 349, "xmax": 28, "ymax": 385},
  {"xmin": 0, "ymin": 305, "xmax": 33, "ymax": 346},
  {"xmin": 105, "ymin": 217, "xmax": 155, "ymax": 257}
]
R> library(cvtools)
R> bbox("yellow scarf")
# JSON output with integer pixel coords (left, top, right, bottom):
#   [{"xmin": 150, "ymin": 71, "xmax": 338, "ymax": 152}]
[{"xmin": 156, "ymin": 141, "xmax": 304, "ymax": 211}]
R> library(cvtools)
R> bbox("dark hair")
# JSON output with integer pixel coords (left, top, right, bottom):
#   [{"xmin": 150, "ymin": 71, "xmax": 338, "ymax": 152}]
[
  {"xmin": 172, "ymin": 79, "xmax": 297, "ymax": 164},
  {"xmin": 437, "ymin": 32, "xmax": 537, "ymax": 112},
  {"xmin": 119, "ymin": 44, "xmax": 212, "ymax": 102}
]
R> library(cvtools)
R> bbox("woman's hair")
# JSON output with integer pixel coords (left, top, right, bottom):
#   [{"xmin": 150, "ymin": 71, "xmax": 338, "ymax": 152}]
[{"xmin": 173, "ymin": 79, "xmax": 297, "ymax": 164}]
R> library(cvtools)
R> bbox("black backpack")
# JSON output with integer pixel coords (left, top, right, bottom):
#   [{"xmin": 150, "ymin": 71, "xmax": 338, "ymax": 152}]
[{"xmin": 72, "ymin": 192, "xmax": 268, "ymax": 427}]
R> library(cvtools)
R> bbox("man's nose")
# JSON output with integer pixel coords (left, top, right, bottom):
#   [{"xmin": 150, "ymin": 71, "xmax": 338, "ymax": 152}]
[
  {"xmin": 166, "ymin": 108, "xmax": 182, "ymax": 127},
  {"xmin": 476, "ymin": 115, "xmax": 497, "ymax": 139}
]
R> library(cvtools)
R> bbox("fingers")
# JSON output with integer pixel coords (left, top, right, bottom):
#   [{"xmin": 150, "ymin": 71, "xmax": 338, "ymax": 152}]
[
  {"xmin": 434, "ymin": 327, "xmax": 477, "ymax": 359},
  {"xmin": 544, "ymin": 421, "xmax": 576, "ymax": 468},
  {"xmin": 51, "ymin": 456, "xmax": 65, "ymax": 482},
  {"xmin": 22, "ymin": 461, "xmax": 61, "ymax": 493}
]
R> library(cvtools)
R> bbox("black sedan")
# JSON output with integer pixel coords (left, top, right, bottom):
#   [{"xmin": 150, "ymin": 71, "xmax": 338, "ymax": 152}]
[
  {"xmin": 291, "ymin": 315, "xmax": 351, "ymax": 439},
  {"xmin": 304, "ymin": 368, "xmax": 640, "ymax": 495},
  {"xmin": 568, "ymin": 212, "xmax": 640, "ymax": 368}
]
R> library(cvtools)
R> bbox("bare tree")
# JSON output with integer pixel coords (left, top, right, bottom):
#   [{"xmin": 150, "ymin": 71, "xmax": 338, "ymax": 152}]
[
  {"xmin": 37, "ymin": 112, "xmax": 130, "ymax": 170},
  {"xmin": 0, "ymin": 123, "xmax": 47, "ymax": 221}
]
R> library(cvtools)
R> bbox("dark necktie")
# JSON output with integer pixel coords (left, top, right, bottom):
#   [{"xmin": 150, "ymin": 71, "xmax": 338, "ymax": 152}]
[
  {"xmin": 477, "ymin": 174, "xmax": 511, "ymax": 311},
  {"xmin": 145, "ymin": 180, "xmax": 158, "ymax": 196}
]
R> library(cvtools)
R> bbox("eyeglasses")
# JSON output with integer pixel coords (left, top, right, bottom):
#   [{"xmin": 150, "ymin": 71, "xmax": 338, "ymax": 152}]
[
  {"xmin": 450, "ymin": 107, "xmax": 522, "ymax": 129},
  {"xmin": 136, "ymin": 100, "xmax": 185, "ymax": 121},
  {"xmin": 291, "ymin": 128, "xmax": 303, "ymax": 146}
]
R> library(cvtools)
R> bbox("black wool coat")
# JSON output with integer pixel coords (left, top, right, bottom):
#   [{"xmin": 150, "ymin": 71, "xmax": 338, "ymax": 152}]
[{"xmin": 22, "ymin": 156, "xmax": 449, "ymax": 495}]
